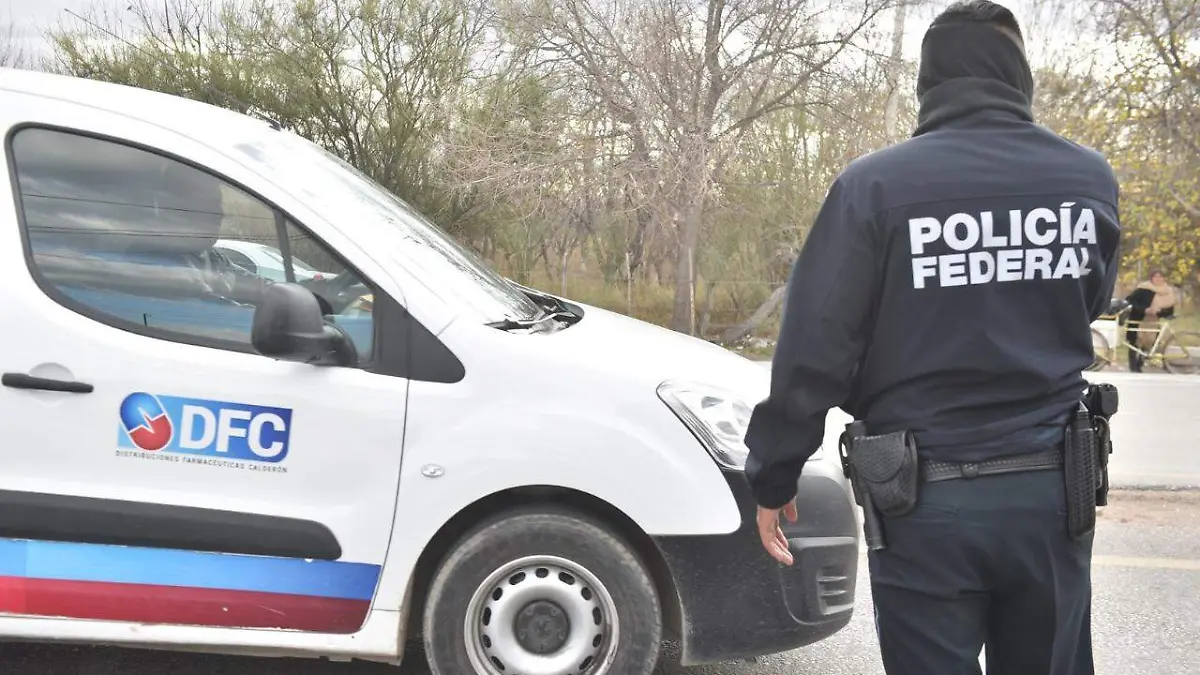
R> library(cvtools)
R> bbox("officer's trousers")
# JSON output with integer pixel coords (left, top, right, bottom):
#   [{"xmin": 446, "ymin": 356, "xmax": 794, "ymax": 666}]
[{"xmin": 867, "ymin": 468, "xmax": 1095, "ymax": 675}]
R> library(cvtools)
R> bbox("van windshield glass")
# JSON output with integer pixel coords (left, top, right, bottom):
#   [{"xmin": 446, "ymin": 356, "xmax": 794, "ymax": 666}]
[{"xmin": 231, "ymin": 132, "xmax": 541, "ymax": 323}]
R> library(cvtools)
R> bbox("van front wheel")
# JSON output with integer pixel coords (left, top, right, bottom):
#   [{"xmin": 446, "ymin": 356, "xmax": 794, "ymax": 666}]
[{"xmin": 422, "ymin": 507, "xmax": 662, "ymax": 675}]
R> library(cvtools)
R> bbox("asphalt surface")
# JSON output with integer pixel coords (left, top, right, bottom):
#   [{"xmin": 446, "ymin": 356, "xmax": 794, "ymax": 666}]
[{"xmin": 6, "ymin": 489, "xmax": 1198, "ymax": 675}]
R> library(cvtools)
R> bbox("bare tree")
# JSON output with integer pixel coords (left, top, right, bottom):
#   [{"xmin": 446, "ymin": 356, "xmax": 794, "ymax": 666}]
[
  {"xmin": 1093, "ymin": 0, "xmax": 1199, "ymax": 161},
  {"xmin": 496, "ymin": 0, "xmax": 898, "ymax": 334},
  {"xmin": 882, "ymin": 0, "xmax": 923, "ymax": 139},
  {"xmin": 50, "ymin": 0, "xmax": 1194, "ymax": 343}
]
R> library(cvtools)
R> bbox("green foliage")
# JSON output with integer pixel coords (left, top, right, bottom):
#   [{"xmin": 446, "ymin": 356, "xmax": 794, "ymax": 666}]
[{"xmin": 1050, "ymin": 1, "xmax": 1200, "ymax": 291}]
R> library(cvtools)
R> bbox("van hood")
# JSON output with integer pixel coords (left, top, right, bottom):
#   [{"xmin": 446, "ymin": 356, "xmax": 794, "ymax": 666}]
[{"xmin": 543, "ymin": 301, "xmax": 770, "ymax": 403}]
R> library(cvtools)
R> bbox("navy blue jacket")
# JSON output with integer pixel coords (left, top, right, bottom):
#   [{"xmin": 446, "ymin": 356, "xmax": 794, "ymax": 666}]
[{"xmin": 744, "ymin": 79, "xmax": 1122, "ymax": 510}]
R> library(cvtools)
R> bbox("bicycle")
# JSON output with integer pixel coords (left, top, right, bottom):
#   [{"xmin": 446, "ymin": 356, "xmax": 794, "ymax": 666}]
[{"xmin": 1089, "ymin": 300, "xmax": 1200, "ymax": 374}]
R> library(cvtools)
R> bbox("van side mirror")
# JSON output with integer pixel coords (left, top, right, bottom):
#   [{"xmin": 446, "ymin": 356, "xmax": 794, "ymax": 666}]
[{"xmin": 251, "ymin": 283, "xmax": 357, "ymax": 367}]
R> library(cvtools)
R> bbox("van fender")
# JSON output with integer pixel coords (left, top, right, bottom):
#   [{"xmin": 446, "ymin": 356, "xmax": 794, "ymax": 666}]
[{"xmin": 370, "ymin": 400, "xmax": 743, "ymax": 611}]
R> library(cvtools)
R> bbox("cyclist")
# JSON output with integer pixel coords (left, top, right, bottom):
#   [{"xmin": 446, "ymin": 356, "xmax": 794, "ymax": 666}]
[{"xmin": 1125, "ymin": 270, "xmax": 1176, "ymax": 371}]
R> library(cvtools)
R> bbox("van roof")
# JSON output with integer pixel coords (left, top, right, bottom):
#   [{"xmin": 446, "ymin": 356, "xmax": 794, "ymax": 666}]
[{"xmin": 0, "ymin": 67, "xmax": 275, "ymax": 144}]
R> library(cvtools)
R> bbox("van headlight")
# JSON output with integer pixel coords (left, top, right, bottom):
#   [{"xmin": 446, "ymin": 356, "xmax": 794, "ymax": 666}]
[
  {"xmin": 657, "ymin": 380, "xmax": 824, "ymax": 470},
  {"xmin": 656, "ymin": 380, "xmax": 761, "ymax": 470}
]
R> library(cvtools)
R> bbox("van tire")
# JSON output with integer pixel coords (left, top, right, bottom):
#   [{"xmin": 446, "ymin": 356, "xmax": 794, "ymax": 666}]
[{"xmin": 422, "ymin": 506, "xmax": 662, "ymax": 675}]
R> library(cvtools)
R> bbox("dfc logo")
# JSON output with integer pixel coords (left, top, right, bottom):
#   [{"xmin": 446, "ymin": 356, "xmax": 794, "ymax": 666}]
[
  {"xmin": 120, "ymin": 392, "xmax": 175, "ymax": 451},
  {"xmin": 117, "ymin": 392, "xmax": 293, "ymax": 463}
]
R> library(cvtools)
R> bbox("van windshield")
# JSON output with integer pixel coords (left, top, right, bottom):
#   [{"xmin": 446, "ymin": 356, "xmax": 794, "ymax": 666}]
[{"xmin": 230, "ymin": 132, "xmax": 542, "ymax": 324}]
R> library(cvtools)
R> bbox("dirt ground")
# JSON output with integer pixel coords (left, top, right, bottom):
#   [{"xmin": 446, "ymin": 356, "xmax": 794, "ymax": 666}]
[{"xmin": 1099, "ymin": 489, "xmax": 1200, "ymax": 526}]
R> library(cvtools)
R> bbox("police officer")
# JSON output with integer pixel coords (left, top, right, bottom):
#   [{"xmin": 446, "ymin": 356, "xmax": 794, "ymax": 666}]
[{"xmin": 743, "ymin": 2, "xmax": 1121, "ymax": 674}]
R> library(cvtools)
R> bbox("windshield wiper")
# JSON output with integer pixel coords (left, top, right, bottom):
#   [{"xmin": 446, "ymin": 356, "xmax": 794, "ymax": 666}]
[
  {"xmin": 486, "ymin": 307, "xmax": 577, "ymax": 332},
  {"xmin": 485, "ymin": 311, "xmax": 554, "ymax": 331},
  {"xmin": 505, "ymin": 280, "xmax": 583, "ymax": 324}
]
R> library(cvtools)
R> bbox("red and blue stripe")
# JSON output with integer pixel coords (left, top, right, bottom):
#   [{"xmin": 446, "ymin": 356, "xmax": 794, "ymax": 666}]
[{"xmin": 0, "ymin": 538, "xmax": 381, "ymax": 633}]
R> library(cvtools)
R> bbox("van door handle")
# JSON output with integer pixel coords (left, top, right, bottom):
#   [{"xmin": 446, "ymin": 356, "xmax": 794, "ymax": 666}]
[{"xmin": 2, "ymin": 373, "xmax": 94, "ymax": 394}]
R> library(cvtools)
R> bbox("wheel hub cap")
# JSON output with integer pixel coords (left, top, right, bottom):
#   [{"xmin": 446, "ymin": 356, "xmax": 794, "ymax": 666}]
[{"xmin": 515, "ymin": 599, "xmax": 571, "ymax": 654}]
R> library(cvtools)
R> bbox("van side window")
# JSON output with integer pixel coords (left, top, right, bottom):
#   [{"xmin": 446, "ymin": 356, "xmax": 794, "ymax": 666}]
[{"xmin": 9, "ymin": 127, "xmax": 375, "ymax": 361}]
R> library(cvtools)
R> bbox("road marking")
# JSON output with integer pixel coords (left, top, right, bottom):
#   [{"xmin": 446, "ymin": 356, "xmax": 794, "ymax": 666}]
[
  {"xmin": 850, "ymin": 548, "xmax": 1200, "ymax": 572},
  {"xmin": 1093, "ymin": 555, "xmax": 1200, "ymax": 571}
]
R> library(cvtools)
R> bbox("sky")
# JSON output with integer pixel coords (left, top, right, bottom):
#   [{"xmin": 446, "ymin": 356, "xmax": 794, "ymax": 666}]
[
  {"xmin": 4, "ymin": 0, "xmax": 81, "ymax": 61},
  {"xmin": 2, "ymin": 0, "xmax": 1091, "ymax": 70},
  {"xmin": 5, "ymin": 0, "xmax": 77, "ymax": 44}
]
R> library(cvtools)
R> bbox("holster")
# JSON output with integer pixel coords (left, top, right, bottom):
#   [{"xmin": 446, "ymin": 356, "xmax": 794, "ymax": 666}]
[
  {"xmin": 1063, "ymin": 382, "xmax": 1120, "ymax": 539},
  {"xmin": 839, "ymin": 421, "xmax": 920, "ymax": 552},
  {"xmin": 1062, "ymin": 403, "xmax": 1099, "ymax": 539}
]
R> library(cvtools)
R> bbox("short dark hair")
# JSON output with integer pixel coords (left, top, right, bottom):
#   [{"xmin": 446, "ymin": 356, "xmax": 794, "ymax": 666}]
[{"xmin": 931, "ymin": 1, "xmax": 1025, "ymax": 47}]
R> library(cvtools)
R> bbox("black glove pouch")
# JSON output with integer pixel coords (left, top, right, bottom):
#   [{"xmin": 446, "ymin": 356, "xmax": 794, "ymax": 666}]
[{"xmin": 846, "ymin": 430, "xmax": 920, "ymax": 517}]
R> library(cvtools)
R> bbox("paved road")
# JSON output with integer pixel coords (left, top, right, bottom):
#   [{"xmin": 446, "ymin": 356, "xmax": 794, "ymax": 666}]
[{"xmin": 7, "ymin": 490, "xmax": 1199, "ymax": 675}]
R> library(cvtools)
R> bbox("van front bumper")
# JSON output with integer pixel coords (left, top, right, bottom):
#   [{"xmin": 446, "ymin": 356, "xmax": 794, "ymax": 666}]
[{"xmin": 650, "ymin": 461, "xmax": 859, "ymax": 665}]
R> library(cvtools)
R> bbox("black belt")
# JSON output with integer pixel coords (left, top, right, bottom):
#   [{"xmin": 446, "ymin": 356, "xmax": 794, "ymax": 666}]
[{"xmin": 922, "ymin": 448, "xmax": 1064, "ymax": 483}]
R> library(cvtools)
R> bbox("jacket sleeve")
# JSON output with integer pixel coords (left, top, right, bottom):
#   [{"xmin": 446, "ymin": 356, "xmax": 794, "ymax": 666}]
[
  {"xmin": 1087, "ymin": 174, "xmax": 1122, "ymax": 322},
  {"xmin": 743, "ymin": 178, "xmax": 881, "ymax": 510},
  {"xmin": 1087, "ymin": 230, "xmax": 1120, "ymax": 323}
]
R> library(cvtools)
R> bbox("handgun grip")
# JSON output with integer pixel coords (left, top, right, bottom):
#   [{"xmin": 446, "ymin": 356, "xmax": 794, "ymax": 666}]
[{"xmin": 1095, "ymin": 422, "xmax": 1112, "ymax": 507}]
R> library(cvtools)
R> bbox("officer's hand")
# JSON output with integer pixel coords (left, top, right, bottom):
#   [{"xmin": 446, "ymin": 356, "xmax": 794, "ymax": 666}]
[{"xmin": 756, "ymin": 501, "xmax": 798, "ymax": 566}]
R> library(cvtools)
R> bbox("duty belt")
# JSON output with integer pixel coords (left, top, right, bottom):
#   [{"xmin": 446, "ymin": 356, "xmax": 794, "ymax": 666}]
[{"xmin": 921, "ymin": 448, "xmax": 1063, "ymax": 483}]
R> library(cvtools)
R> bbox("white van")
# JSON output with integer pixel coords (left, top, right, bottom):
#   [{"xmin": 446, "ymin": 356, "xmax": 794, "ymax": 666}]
[{"xmin": 0, "ymin": 68, "xmax": 859, "ymax": 674}]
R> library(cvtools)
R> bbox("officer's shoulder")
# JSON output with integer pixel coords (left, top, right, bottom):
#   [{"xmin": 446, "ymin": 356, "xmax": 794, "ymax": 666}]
[
  {"xmin": 818, "ymin": 144, "xmax": 907, "ymax": 206},
  {"xmin": 1031, "ymin": 125, "xmax": 1121, "ymax": 204},
  {"xmin": 835, "ymin": 124, "xmax": 1118, "ymax": 193},
  {"xmin": 1033, "ymin": 124, "xmax": 1116, "ymax": 171},
  {"xmin": 835, "ymin": 141, "xmax": 915, "ymax": 183},
  {"xmin": 819, "ymin": 138, "xmax": 939, "ymax": 214}
]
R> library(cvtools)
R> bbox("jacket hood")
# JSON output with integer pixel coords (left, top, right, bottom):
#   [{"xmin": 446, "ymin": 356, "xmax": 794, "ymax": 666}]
[
  {"xmin": 912, "ymin": 6, "xmax": 1035, "ymax": 136},
  {"xmin": 916, "ymin": 17, "xmax": 1033, "ymax": 100}
]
